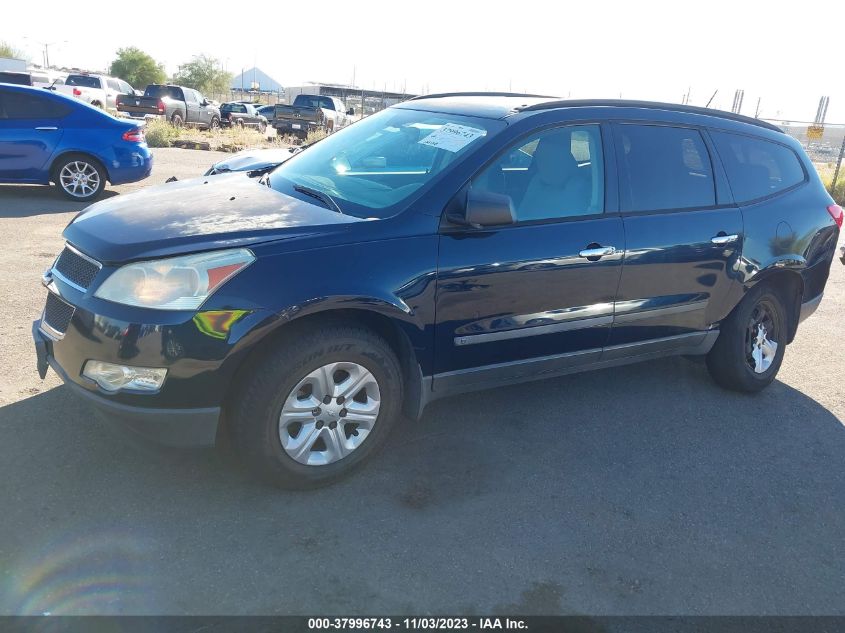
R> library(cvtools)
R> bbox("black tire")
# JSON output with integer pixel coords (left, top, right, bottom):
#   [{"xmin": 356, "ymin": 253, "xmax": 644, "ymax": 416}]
[
  {"xmin": 258, "ymin": 121, "xmax": 267, "ymax": 134},
  {"xmin": 706, "ymin": 283, "xmax": 789, "ymax": 393},
  {"xmin": 171, "ymin": 112, "xmax": 184, "ymax": 127},
  {"xmin": 52, "ymin": 153, "xmax": 107, "ymax": 201},
  {"xmin": 236, "ymin": 118, "xmax": 244, "ymax": 128},
  {"xmin": 209, "ymin": 116, "xmax": 220, "ymax": 130},
  {"xmin": 229, "ymin": 325, "xmax": 403, "ymax": 489}
]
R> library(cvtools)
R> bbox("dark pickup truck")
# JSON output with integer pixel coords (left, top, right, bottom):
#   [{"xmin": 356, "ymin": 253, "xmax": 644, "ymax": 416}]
[
  {"xmin": 273, "ymin": 94, "xmax": 353, "ymax": 137},
  {"xmin": 117, "ymin": 84, "xmax": 220, "ymax": 129}
]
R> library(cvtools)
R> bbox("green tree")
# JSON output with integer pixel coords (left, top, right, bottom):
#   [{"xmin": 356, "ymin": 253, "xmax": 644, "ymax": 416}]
[
  {"xmin": 0, "ymin": 41, "xmax": 25, "ymax": 59},
  {"xmin": 109, "ymin": 47, "xmax": 166, "ymax": 89},
  {"xmin": 173, "ymin": 54, "xmax": 231, "ymax": 98}
]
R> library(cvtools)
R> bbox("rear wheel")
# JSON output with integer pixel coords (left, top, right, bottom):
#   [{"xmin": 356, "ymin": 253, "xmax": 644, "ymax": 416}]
[
  {"xmin": 229, "ymin": 325, "xmax": 403, "ymax": 488},
  {"xmin": 706, "ymin": 283, "xmax": 788, "ymax": 392},
  {"xmin": 53, "ymin": 154, "xmax": 106, "ymax": 201},
  {"xmin": 171, "ymin": 112, "xmax": 184, "ymax": 127}
]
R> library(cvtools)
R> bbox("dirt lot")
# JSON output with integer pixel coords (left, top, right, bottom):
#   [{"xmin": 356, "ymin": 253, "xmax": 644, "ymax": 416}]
[{"xmin": 0, "ymin": 148, "xmax": 843, "ymax": 615}]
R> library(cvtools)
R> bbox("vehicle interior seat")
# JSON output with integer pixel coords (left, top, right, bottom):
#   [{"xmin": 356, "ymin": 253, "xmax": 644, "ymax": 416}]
[{"xmin": 518, "ymin": 132, "xmax": 591, "ymax": 220}]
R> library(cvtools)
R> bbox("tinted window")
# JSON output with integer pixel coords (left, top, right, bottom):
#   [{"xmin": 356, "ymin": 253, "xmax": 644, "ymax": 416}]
[
  {"xmin": 0, "ymin": 72, "xmax": 32, "ymax": 85},
  {"xmin": 107, "ymin": 79, "xmax": 121, "ymax": 91},
  {"xmin": 222, "ymin": 103, "xmax": 247, "ymax": 113},
  {"xmin": 617, "ymin": 125, "xmax": 715, "ymax": 211},
  {"xmin": 65, "ymin": 75, "xmax": 100, "ymax": 89},
  {"xmin": 119, "ymin": 81, "xmax": 133, "ymax": 94},
  {"xmin": 710, "ymin": 131, "xmax": 806, "ymax": 202},
  {"xmin": 473, "ymin": 125, "xmax": 605, "ymax": 221},
  {"xmin": 145, "ymin": 85, "xmax": 182, "ymax": 100},
  {"xmin": 0, "ymin": 91, "xmax": 69, "ymax": 119}
]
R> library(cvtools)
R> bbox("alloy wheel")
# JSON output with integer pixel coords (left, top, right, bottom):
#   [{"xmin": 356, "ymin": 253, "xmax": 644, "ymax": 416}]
[
  {"xmin": 59, "ymin": 161, "xmax": 100, "ymax": 199},
  {"xmin": 746, "ymin": 300, "xmax": 779, "ymax": 374},
  {"xmin": 278, "ymin": 362, "xmax": 381, "ymax": 466}
]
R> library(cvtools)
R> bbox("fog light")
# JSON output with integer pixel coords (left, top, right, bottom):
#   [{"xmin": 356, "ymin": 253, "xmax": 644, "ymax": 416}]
[{"xmin": 82, "ymin": 361, "xmax": 167, "ymax": 393}]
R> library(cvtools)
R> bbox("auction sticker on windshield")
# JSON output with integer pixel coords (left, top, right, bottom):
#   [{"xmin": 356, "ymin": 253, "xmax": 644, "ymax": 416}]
[{"xmin": 418, "ymin": 123, "xmax": 487, "ymax": 152}]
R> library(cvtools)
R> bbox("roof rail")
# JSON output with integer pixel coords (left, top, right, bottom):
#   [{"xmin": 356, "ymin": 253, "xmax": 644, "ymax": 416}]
[
  {"xmin": 408, "ymin": 91, "xmax": 557, "ymax": 101},
  {"xmin": 516, "ymin": 99, "xmax": 782, "ymax": 132}
]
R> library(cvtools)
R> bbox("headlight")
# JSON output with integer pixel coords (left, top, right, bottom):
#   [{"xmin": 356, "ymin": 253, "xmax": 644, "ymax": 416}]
[{"xmin": 94, "ymin": 248, "xmax": 255, "ymax": 310}]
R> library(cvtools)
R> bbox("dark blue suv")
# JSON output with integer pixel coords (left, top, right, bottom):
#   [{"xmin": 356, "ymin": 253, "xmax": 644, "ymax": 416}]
[{"xmin": 33, "ymin": 94, "xmax": 842, "ymax": 487}]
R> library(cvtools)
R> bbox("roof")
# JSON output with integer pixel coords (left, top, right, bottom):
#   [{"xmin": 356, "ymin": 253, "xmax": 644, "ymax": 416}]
[
  {"xmin": 397, "ymin": 93, "xmax": 782, "ymax": 132},
  {"xmin": 231, "ymin": 67, "xmax": 284, "ymax": 93},
  {"xmin": 396, "ymin": 94, "xmax": 556, "ymax": 119}
]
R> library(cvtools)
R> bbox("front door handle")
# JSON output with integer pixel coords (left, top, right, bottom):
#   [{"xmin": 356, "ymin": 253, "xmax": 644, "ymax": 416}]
[
  {"xmin": 711, "ymin": 233, "xmax": 739, "ymax": 245},
  {"xmin": 35, "ymin": 126, "xmax": 58, "ymax": 131},
  {"xmin": 578, "ymin": 245, "xmax": 617, "ymax": 259}
]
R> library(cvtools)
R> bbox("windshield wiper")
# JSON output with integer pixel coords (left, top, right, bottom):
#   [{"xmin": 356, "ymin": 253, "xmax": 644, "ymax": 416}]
[{"xmin": 293, "ymin": 184, "xmax": 343, "ymax": 214}]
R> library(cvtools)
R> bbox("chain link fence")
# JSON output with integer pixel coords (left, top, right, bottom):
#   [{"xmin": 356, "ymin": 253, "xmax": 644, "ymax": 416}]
[{"xmin": 764, "ymin": 120, "xmax": 845, "ymax": 204}]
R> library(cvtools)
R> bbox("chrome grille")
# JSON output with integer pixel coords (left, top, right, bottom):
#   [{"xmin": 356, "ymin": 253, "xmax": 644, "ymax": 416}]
[
  {"xmin": 53, "ymin": 244, "xmax": 101, "ymax": 291},
  {"xmin": 42, "ymin": 292, "xmax": 75, "ymax": 338}
]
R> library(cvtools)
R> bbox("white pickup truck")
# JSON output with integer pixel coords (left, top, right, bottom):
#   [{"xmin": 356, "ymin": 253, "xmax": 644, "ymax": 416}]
[{"xmin": 50, "ymin": 73, "xmax": 137, "ymax": 112}]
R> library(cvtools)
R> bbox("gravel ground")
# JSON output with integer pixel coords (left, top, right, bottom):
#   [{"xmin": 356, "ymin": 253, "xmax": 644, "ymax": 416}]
[{"xmin": 0, "ymin": 148, "xmax": 843, "ymax": 615}]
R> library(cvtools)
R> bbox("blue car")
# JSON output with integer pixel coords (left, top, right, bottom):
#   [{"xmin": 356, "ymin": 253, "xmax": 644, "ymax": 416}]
[{"xmin": 0, "ymin": 83, "xmax": 152, "ymax": 201}]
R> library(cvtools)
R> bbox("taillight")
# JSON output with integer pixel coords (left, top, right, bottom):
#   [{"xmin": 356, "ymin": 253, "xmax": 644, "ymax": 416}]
[
  {"xmin": 72, "ymin": 88, "xmax": 82, "ymax": 96},
  {"xmin": 828, "ymin": 204, "xmax": 843, "ymax": 228},
  {"xmin": 157, "ymin": 99, "xmax": 165, "ymax": 113},
  {"xmin": 122, "ymin": 128, "xmax": 145, "ymax": 143}
]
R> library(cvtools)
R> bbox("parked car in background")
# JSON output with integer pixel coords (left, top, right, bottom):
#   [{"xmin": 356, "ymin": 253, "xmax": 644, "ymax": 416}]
[
  {"xmin": 257, "ymin": 104, "xmax": 275, "ymax": 124},
  {"xmin": 31, "ymin": 94, "xmax": 840, "ymax": 488},
  {"xmin": 116, "ymin": 84, "xmax": 220, "ymax": 129},
  {"xmin": 0, "ymin": 83, "xmax": 152, "ymax": 201},
  {"xmin": 49, "ymin": 73, "xmax": 135, "ymax": 112},
  {"xmin": 1, "ymin": 69, "xmax": 67, "ymax": 88},
  {"xmin": 220, "ymin": 102, "xmax": 268, "ymax": 132},
  {"xmin": 273, "ymin": 94, "xmax": 353, "ymax": 137},
  {"xmin": 203, "ymin": 146, "xmax": 299, "ymax": 177},
  {"xmin": 0, "ymin": 71, "xmax": 35, "ymax": 86}
]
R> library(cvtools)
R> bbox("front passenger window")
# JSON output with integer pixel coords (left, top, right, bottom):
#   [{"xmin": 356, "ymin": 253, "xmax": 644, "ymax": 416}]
[{"xmin": 472, "ymin": 125, "xmax": 605, "ymax": 222}]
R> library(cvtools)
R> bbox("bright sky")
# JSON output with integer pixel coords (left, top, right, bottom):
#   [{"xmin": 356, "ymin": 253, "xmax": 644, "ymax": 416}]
[{"xmin": 5, "ymin": 0, "xmax": 845, "ymax": 122}]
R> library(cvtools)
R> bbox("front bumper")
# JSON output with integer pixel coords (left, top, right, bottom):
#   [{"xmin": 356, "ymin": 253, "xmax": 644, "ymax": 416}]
[{"xmin": 34, "ymin": 321, "xmax": 221, "ymax": 447}]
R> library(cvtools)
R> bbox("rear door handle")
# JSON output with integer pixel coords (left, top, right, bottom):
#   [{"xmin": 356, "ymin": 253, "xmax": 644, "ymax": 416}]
[
  {"xmin": 578, "ymin": 245, "xmax": 617, "ymax": 259},
  {"xmin": 35, "ymin": 126, "xmax": 58, "ymax": 131},
  {"xmin": 711, "ymin": 233, "xmax": 739, "ymax": 245}
]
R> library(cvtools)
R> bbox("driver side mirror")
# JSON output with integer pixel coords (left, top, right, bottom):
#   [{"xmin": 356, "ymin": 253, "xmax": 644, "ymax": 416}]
[
  {"xmin": 447, "ymin": 189, "xmax": 516, "ymax": 229},
  {"xmin": 346, "ymin": 108, "xmax": 355, "ymax": 116}
]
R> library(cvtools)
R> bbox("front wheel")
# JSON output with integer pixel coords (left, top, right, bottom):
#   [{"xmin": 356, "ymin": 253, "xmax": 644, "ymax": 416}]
[
  {"xmin": 258, "ymin": 121, "xmax": 267, "ymax": 134},
  {"xmin": 209, "ymin": 116, "xmax": 220, "ymax": 130},
  {"xmin": 229, "ymin": 325, "xmax": 403, "ymax": 488},
  {"xmin": 706, "ymin": 283, "xmax": 789, "ymax": 392}
]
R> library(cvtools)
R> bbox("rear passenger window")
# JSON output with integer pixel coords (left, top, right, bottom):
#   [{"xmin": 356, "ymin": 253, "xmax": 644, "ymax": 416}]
[
  {"xmin": 617, "ymin": 124, "xmax": 716, "ymax": 212},
  {"xmin": 0, "ymin": 91, "xmax": 69, "ymax": 119},
  {"xmin": 710, "ymin": 131, "xmax": 806, "ymax": 202}
]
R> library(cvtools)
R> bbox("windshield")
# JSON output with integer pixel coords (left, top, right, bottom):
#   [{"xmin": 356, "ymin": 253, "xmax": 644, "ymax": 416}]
[{"xmin": 269, "ymin": 108, "xmax": 504, "ymax": 218}]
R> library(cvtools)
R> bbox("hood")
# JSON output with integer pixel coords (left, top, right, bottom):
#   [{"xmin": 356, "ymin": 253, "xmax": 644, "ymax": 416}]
[
  {"xmin": 209, "ymin": 147, "xmax": 296, "ymax": 174},
  {"xmin": 64, "ymin": 173, "xmax": 360, "ymax": 263}
]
